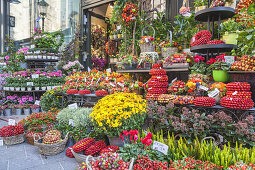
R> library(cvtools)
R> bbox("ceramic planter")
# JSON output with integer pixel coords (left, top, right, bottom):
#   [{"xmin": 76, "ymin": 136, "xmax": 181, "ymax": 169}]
[
  {"xmin": 222, "ymin": 32, "xmax": 238, "ymax": 45},
  {"xmin": 41, "ymin": 87, "xmax": 47, "ymax": 91},
  {"xmin": 24, "ymin": 108, "xmax": 31, "ymax": 116},
  {"xmin": 5, "ymin": 87, "xmax": 10, "ymax": 91},
  {"xmin": 15, "ymin": 87, "xmax": 21, "ymax": 91},
  {"xmin": 107, "ymin": 136, "xmax": 124, "ymax": 147},
  {"xmin": 35, "ymin": 87, "xmax": 40, "ymax": 91},
  {"xmin": 4, "ymin": 109, "xmax": 12, "ymax": 116},
  {"xmin": 213, "ymin": 70, "xmax": 229, "ymax": 82},
  {"xmin": 27, "ymin": 87, "xmax": 32, "ymax": 91},
  {"xmin": 21, "ymin": 87, "xmax": 26, "ymax": 91},
  {"xmin": 15, "ymin": 109, "xmax": 22, "ymax": 116},
  {"xmin": 43, "ymin": 56, "xmax": 47, "ymax": 59},
  {"xmin": 32, "ymin": 108, "xmax": 40, "ymax": 113},
  {"xmin": 10, "ymin": 87, "xmax": 15, "ymax": 91},
  {"xmin": 48, "ymin": 56, "xmax": 52, "ymax": 60},
  {"xmin": 38, "ymin": 55, "xmax": 43, "ymax": 59}
]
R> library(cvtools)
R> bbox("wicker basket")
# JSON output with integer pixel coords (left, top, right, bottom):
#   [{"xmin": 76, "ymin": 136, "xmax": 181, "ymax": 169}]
[
  {"xmin": 70, "ymin": 148, "xmax": 99, "ymax": 164},
  {"xmin": 161, "ymin": 31, "xmax": 178, "ymax": 58},
  {"xmin": 34, "ymin": 132, "xmax": 69, "ymax": 156},
  {"xmin": 140, "ymin": 26, "xmax": 155, "ymax": 53},
  {"xmin": 25, "ymin": 133, "xmax": 41, "ymax": 145},
  {"xmin": 2, "ymin": 134, "xmax": 25, "ymax": 146}
]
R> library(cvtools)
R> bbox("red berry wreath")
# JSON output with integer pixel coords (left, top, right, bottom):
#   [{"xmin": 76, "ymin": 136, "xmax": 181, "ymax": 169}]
[
  {"xmin": 190, "ymin": 30, "xmax": 212, "ymax": 47},
  {"xmin": 207, "ymin": 40, "xmax": 225, "ymax": 45},
  {"xmin": 105, "ymin": 40, "xmax": 117, "ymax": 55}
]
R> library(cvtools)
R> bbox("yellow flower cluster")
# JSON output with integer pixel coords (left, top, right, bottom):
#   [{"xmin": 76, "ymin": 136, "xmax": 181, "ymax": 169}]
[{"xmin": 90, "ymin": 93, "xmax": 147, "ymax": 128}]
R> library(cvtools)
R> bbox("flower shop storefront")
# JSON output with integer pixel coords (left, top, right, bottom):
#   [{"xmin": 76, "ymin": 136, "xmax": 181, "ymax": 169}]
[{"xmin": 0, "ymin": 0, "xmax": 255, "ymax": 169}]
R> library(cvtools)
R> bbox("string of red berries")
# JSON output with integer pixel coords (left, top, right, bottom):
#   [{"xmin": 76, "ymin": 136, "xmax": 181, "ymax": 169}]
[
  {"xmin": 66, "ymin": 89, "xmax": 78, "ymax": 94},
  {"xmin": 194, "ymin": 97, "xmax": 216, "ymax": 106},
  {"xmin": 148, "ymin": 81, "xmax": 168, "ymax": 88},
  {"xmin": 84, "ymin": 140, "xmax": 107, "ymax": 156},
  {"xmin": 152, "ymin": 63, "xmax": 163, "ymax": 68},
  {"xmin": 150, "ymin": 75, "xmax": 168, "ymax": 82},
  {"xmin": 221, "ymin": 97, "xmax": 254, "ymax": 109},
  {"xmin": 78, "ymin": 89, "xmax": 91, "ymax": 95},
  {"xmin": 148, "ymin": 87, "xmax": 168, "ymax": 94},
  {"xmin": 95, "ymin": 90, "xmax": 108, "ymax": 96},
  {"xmin": 190, "ymin": 30, "xmax": 212, "ymax": 47},
  {"xmin": 149, "ymin": 69, "xmax": 166, "ymax": 76},
  {"xmin": 226, "ymin": 82, "xmax": 251, "ymax": 91},
  {"xmin": 0, "ymin": 125, "xmax": 24, "ymax": 137},
  {"xmin": 207, "ymin": 40, "xmax": 225, "ymax": 44},
  {"xmin": 73, "ymin": 137, "xmax": 96, "ymax": 153},
  {"xmin": 226, "ymin": 91, "xmax": 252, "ymax": 98}
]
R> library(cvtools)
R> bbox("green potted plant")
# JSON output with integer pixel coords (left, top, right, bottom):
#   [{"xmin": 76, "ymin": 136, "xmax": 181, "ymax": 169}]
[
  {"xmin": 207, "ymin": 54, "xmax": 230, "ymax": 82},
  {"xmin": 221, "ymin": 19, "xmax": 239, "ymax": 45},
  {"xmin": 194, "ymin": 0, "xmax": 208, "ymax": 12}
]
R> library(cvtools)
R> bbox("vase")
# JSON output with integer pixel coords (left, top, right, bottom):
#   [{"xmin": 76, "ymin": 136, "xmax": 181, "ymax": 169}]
[
  {"xmin": 15, "ymin": 109, "xmax": 22, "ymax": 116},
  {"xmin": 32, "ymin": 108, "xmax": 40, "ymax": 113},
  {"xmin": 107, "ymin": 136, "xmax": 124, "ymax": 147},
  {"xmin": 222, "ymin": 32, "xmax": 238, "ymax": 45},
  {"xmin": 24, "ymin": 108, "xmax": 31, "ymax": 116},
  {"xmin": 15, "ymin": 87, "xmax": 21, "ymax": 91},
  {"xmin": 213, "ymin": 70, "xmax": 229, "ymax": 82},
  {"xmin": 4, "ymin": 109, "xmax": 12, "ymax": 116}
]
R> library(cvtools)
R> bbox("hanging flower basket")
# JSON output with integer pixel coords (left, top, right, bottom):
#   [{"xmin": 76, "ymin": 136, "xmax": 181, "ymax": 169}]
[{"xmin": 140, "ymin": 26, "xmax": 155, "ymax": 53}]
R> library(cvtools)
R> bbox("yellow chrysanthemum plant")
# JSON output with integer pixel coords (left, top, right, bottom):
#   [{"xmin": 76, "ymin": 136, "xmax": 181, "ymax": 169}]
[{"xmin": 90, "ymin": 93, "xmax": 147, "ymax": 137}]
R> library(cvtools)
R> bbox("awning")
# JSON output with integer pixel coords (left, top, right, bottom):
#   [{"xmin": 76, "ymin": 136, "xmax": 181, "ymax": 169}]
[{"xmin": 81, "ymin": 0, "xmax": 115, "ymax": 9}]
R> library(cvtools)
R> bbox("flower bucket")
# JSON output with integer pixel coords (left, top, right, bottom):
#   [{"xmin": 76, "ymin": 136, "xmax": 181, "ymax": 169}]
[
  {"xmin": 27, "ymin": 87, "xmax": 32, "ymax": 91},
  {"xmin": 32, "ymin": 108, "xmax": 40, "ymax": 113},
  {"xmin": 4, "ymin": 109, "xmax": 12, "ymax": 116},
  {"xmin": 213, "ymin": 70, "xmax": 229, "ymax": 82},
  {"xmin": 24, "ymin": 108, "xmax": 31, "ymax": 116},
  {"xmin": 222, "ymin": 32, "xmax": 238, "ymax": 45},
  {"xmin": 35, "ymin": 87, "xmax": 40, "ymax": 91},
  {"xmin": 15, "ymin": 109, "xmax": 22, "ymax": 116},
  {"xmin": 41, "ymin": 87, "xmax": 46, "ymax": 91},
  {"xmin": 10, "ymin": 87, "xmax": 15, "ymax": 91},
  {"xmin": 107, "ymin": 136, "xmax": 124, "ymax": 147}
]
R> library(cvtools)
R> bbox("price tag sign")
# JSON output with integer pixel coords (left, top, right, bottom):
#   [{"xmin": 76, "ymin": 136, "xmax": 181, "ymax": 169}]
[
  {"xmin": 69, "ymin": 103, "xmax": 78, "ymax": 110},
  {"xmin": 0, "ymin": 140, "xmax": 3, "ymax": 146},
  {"xmin": 145, "ymin": 38, "xmax": 149, "ymax": 43},
  {"xmin": 106, "ymin": 68, "xmax": 111, "ymax": 73},
  {"xmin": 232, "ymin": 91, "xmax": 238, "ymax": 96},
  {"xmin": 32, "ymin": 74, "xmax": 39, "ymax": 79},
  {"xmin": 224, "ymin": 56, "xmax": 235, "ymax": 65},
  {"xmin": 27, "ymin": 82, "xmax": 34, "ymax": 86},
  {"xmin": 152, "ymin": 141, "xmax": 169, "ymax": 155},
  {"xmin": 35, "ymin": 100, "xmax": 40, "ymax": 105},
  {"xmin": 208, "ymin": 88, "xmax": 220, "ymax": 98},
  {"xmin": 171, "ymin": 77, "xmax": 177, "ymax": 84},
  {"xmin": 199, "ymin": 85, "xmax": 209, "ymax": 91},
  {"xmin": 8, "ymin": 119, "xmax": 15, "ymax": 126},
  {"xmin": 84, "ymin": 77, "xmax": 87, "ymax": 82},
  {"xmin": 88, "ymin": 67, "xmax": 91, "ymax": 72},
  {"xmin": 69, "ymin": 119, "xmax": 74, "ymax": 126},
  {"xmin": 117, "ymin": 82, "xmax": 124, "ymax": 87}
]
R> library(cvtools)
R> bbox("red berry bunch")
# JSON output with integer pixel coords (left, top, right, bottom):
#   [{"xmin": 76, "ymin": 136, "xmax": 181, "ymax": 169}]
[
  {"xmin": 66, "ymin": 89, "xmax": 78, "ymax": 94},
  {"xmin": 0, "ymin": 124, "xmax": 24, "ymax": 137},
  {"xmin": 78, "ymin": 89, "xmax": 91, "ymax": 95},
  {"xmin": 207, "ymin": 40, "xmax": 225, "ymax": 44},
  {"xmin": 221, "ymin": 97, "xmax": 254, "ymax": 109},
  {"xmin": 150, "ymin": 75, "xmax": 168, "ymax": 82},
  {"xmin": 226, "ymin": 82, "xmax": 251, "ymax": 91},
  {"xmin": 84, "ymin": 140, "xmax": 107, "ymax": 156},
  {"xmin": 152, "ymin": 63, "xmax": 163, "ymax": 68},
  {"xmin": 168, "ymin": 81, "xmax": 186, "ymax": 94},
  {"xmin": 99, "ymin": 145, "xmax": 119, "ymax": 155},
  {"xmin": 148, "ymin": 88, "xmax": 168, "ymax": 94},
  {"xmin": 190, "ymin": 30, "xmax": 212, "ymax": 47},
  {"xmin": 149, "ymin": 69, "xmax": 166, "ymax": 76},
  {"xmin": 66, "ymin": 147, "xmax": 74, "ymax": 158},
  {"xmin": 134, "ymin": 155, "xmax": 168, "ymax": 170},
  {"xmin": 226, "ymin": 91, "xmax": 252, "ymax": 98},
  {"xmin": 148, "ymin": 81, "xmax": 168, "ymax": 88},
  {"xmin": 73, "ymin": 137, "xmax": 96, "ymax": 153},
  {"xmin": 194, "ymin": 97, "xmax": 216, "ymax": 106},
  {"xmin": 95, "ymin": 90, "xmax": 108, "ymax": 96}
]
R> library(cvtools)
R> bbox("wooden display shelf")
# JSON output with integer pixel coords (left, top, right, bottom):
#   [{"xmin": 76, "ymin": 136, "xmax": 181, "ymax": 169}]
[
  {"xmin": 117, "ymin": 68, "xmax": 189, "ymax": 73},
  {"xmin": 190, "ymin": 44, "xmax": 236, "ymax": 53},
  {"xmin": 195, "ymin": 7, "xmax": 235, "ymax": 22}
]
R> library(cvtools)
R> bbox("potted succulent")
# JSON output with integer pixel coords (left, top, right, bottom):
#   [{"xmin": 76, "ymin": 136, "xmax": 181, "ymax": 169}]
[
  {"xmin": 207, "ymin": 54, "xmax": 230, "ymax": 82},
  {"xmin": 221, "ymin": 19, "xmax": 239, "ymax": 45},
  {"xmin": 194, "ymin": 0, "xmax": 208, "ymax": 12}
]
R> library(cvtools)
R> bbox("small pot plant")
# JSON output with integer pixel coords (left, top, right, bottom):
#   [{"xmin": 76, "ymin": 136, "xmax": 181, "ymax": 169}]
[
  {"xmin": 207, "ymin": 54, "xmax": 230, "ymax": 82},
  {"xmin": 220, "ymin": 19, "xmax": 240, "ymax": 45},
  {"xmin": 189, "ymin": 55, "xmax": 207, "ymax": 74}
]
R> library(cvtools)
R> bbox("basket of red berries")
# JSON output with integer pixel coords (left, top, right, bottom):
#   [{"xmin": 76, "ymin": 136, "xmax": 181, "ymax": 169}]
[
  {"xmin": 194, "ymin": 97, "xmax": 216, "ymax": 107},
  {"xmin": 0, "ymin": 124, "xmax": 25, "ymax": 146}
]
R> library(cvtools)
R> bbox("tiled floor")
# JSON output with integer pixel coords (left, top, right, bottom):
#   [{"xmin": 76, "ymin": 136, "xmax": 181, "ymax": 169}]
[{"xmin": 0, "ymin": 117, "xmax": 78, "ymax": 170}]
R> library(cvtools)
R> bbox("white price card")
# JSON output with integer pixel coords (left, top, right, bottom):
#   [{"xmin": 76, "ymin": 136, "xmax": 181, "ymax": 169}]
[
  {"xmin": 68, "ymin": 103, "xmax": 78, "ymax": 110},
  {"xmin": 35, "ymin": 100, "xmax": 40, "ymax": 105},
  {"xmin": 152, "ymin": 141, "xmax": 169, "ymax": 155},
  {"xmin": 84, "ymin": 77, "xmax": 87, "ymax": 82},
  {"xmin": 32, "ymin": 74, "xmax": 39, "ymax": 79},
  {"xmin": 0, "ymin": 140, "xmax": 3, "ymax": 146},
  {"xmin": 171, "ymin": 77, "xmax": 177, "ymax": 84},
  {"xmin": 208, "ymin": 88, "xmax": 220, "ymax": 98},
  {"xmin": 145, "ymin": 38, "xmax": 149, "ymax": 43},
  {"xmin": 27, "ymin": 82, "xmax": 34, "ymax": 86},
  {"xmin": 88, "ymin": 67, "xmax": 91, "ymax": 72},
  {"xmin": 69, "ymin": 119, "xmax": 74, "ymax": 126},
  {"xmin": 117, "ymin": 82, "xmax": 124, "ymax": 87},
  {"xmin": 8, "ymin": 119, "xmax": 15, "ymax": 126},
  {"xmin": 232, "ymin": 91, "xmax": 238, "ymax": 96},
  {"xmin": 106, "ymin": 68, "xmax": 111, "ymax": 73},
  {"xmin": 199, "ymin": 85, "xmax": 209, "ymax": 91}
]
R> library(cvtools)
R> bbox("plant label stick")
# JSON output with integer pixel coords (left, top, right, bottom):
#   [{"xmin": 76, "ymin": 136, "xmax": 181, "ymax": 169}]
[
  {"xmin": 69, "ymin": 103, "xmax": 78, "ymax": 110},
  {"xmin": 8, "ymin": 119, "xmax": 15, "ymax": 126},
  {"xmin": 0, "ymin": 140, "xmax": 3, "ymax": 146},
  {"xmin": 69, "ymin": 119, "xmax": 74, "ymax": 126}
]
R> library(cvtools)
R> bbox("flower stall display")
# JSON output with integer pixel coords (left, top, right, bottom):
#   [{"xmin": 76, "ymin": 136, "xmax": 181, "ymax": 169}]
[
  {"xmin": 162, "ymin": 53, "xmax": 189, "ymax": 68},
  {"xmin": 146, "ymin": 68, "xmax": 168, "ymax": 100},
  {"xmin": 90, "ymin": 93, "xmax": 146, "ymax": 139},
  {"xmin": 189, "ymin": 55, "xmax": 207, "ymax": 74},
  {"xmin": 221, "ymin": 82, "xmax": 254, "ymax": 109}
]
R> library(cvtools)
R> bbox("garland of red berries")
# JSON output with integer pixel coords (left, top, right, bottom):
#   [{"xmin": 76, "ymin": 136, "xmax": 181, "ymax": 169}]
[
  {"xmin": 190, "ymin": 30, "xmax": 212, "ymax": 47},
  {"xmin": 194, "ymin": 97, "xmax": 216, "ymax": 106},
  {"xmin": 66, "ymin": 89, "xmax": 78, "ymax": 94},
  {"xmin": 148, "ymin": 87, "xmax": 168, "ymax": 94},
  {"xmin": 221, "ymin": 97, "xmax": 254, "ymax": 109},
  {"xmin": 78, "ymin": 89, "xmax": 91, "ymax": 95},
  {"xmin": 105, "ymin": 40, "xmax": 117, "ymax": 55},
  {"xmin": 73, "ymin": 137, "xmax": 96, "ymax": 153},
  {"xmin": 95, "ymin": 90, "xmax": 108, "ymax": 96},
  {"xmin": 150, "ymin": 75, "xmax": 168, "ymax": 82},
  {"xmin": 148, "ymin": 81, "xmax": 168, "ymax": 88},
  {"xmin": 152, "ymin": 63, "xmax": 163, "ymax": 68},
  {"xmin": 149, "ymin": 69, "xmax": 166, "ymax": 76},
  {"xmin": 226, "ymin": 91, "xmax": 252, "ymax": 98},
  {"xmin": 0, "ymin": 125, "xmax": 24, "ymax": 137},
  {"xmin": 226, "ymin": 82, "xmax": 251, "ymax": 91},
  {"xmin": 207, "ymin": 40, "xmax": 225, "ymax": 44},
  {"xmin": 84, "ymin": 140, "xmax": 107, "ymax": 156}
]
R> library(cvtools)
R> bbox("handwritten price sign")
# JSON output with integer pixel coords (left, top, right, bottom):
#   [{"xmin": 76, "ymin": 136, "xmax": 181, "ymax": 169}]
[{"xmin": 152, "ymin": 141, "xmax": 169, "ymax": 155}]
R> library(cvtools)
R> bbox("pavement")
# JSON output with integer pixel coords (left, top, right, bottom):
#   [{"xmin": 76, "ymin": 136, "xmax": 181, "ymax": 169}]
[{"xmin": 0, "ymin": 116, "xmax": 79, "ymax": 170}]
